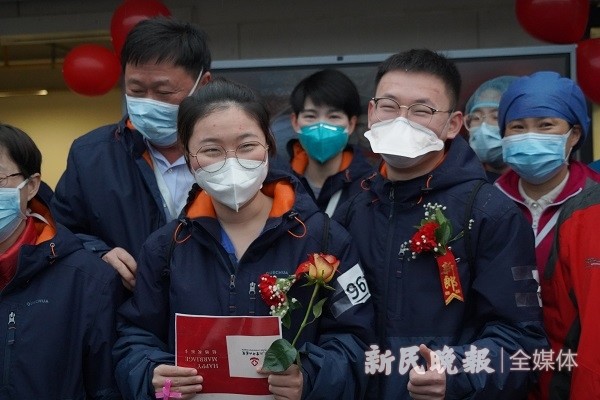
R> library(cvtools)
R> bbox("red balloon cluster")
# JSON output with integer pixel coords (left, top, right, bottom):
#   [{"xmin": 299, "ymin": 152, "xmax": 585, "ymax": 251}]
[
  {"xmin": 516, "ymin": 0, "xmax": 600, "ymax": 104},
  {"xmin": 62, "ymin": 0, "xmax": 171, "ymax": 96}
]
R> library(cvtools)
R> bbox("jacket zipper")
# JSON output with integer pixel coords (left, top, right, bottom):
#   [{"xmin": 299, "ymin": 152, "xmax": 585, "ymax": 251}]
[
  {"xmin": 228, "ymin": 274, "xmax": 236, "ymax": 315},
  {"xmin": 379, "ymin": 187, "xmax": 398, "ymax": 343},
  {"xmin": 4, "ymin": 310, "xmax": 16, "ymax": 384},
  {"xmin": 207, "ymin": 236, "xmax": 238, "ymax": 316},
  {"xmin": 248, "ymin": 282, "xmax": 256, "ymax": 315}
]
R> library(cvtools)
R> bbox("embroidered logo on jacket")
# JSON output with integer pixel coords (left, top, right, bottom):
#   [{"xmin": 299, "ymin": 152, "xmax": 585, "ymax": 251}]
[
  {"xmin": 26, "ymin": 299, "xmax": 49, "ymax": 307},
  {"xmin": 585, "ymin": 258, "xmax": 600, "ymax": 268}
]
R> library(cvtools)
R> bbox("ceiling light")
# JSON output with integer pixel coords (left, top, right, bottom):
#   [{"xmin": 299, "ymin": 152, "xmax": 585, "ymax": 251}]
[{"xmin": 0, "ymin": 89, "xmax": 48, "ymax": 98}]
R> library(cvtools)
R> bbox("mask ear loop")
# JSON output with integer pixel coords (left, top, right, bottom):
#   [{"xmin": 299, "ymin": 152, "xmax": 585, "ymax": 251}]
[
  {"xmin": 563, "ymin": 126, "xmax": 575, "ymax": 161},
  {"xmin": 187, "ymin": 69, "xmax": 204, "ymax": 96}
]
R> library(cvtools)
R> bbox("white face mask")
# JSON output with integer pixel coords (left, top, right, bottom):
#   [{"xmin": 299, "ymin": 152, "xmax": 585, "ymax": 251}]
[
  {"xmin": 193, "ymin": 158, "xmax": 269, "ymax": 212},
  {"xmin": 365, "ymin": 117, "xmax": 444, "ymax": 169}
]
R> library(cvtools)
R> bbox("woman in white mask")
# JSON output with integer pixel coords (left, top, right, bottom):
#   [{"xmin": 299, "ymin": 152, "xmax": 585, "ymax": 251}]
[
  {"xmin": 113, "ymin": 77, "xmax": 375, "ymax": 400},
  {"xmin": 494, "ymin": 71, "xmax": 600, "ymax": 400},
  {"xmin": 0, "ymin": 124, "xmax": 122, "ymax": 398}
]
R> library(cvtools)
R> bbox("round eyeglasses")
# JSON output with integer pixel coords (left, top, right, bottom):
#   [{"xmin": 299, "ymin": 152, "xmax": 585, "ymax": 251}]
[
  {"xmin": 464, "ymin": 110, "xmax": 499, "ymax": 131},
  {"xmin": 371, "ymin": 97, "xmax": 452, "ymax": 128},
  {"xmin": 190, "ymin": 141, "xmax": 269, "ymax": 173},
  {"xmin": 0, "ymin": 172, "xmax": 23, "ymax": 188}
]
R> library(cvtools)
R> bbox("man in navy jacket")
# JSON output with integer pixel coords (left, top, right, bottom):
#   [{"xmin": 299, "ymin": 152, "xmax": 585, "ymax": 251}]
[
  {"xmin": 334, "ymin": 49, "xmax": 548, "ymax": 399},
  {"xmin": 51, "ymin": 17, "xmax": 211, "ymax": 291}
]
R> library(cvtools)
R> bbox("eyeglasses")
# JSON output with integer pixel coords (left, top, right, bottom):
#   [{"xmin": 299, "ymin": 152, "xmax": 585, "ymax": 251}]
[
  {"xmin": 190, "ymin": 141, "xmax": 269, "ymax": 173},
  {"xmin": 371, "ymin": 97, "xmax": 452, "ymax": 128},
  {"xmin": 0, "ymin": 172, "xmax": 23, "ymax": 188},
  {"xmin": 464, "ymin": 110, "xmax": 499, "ymax": 131}
]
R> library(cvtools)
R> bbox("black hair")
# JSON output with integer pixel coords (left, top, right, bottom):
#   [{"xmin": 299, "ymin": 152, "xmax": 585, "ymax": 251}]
[
  {"xmin": 121, "ymin": 16, "xmax": 211, "ymax": 77},
  {"xmin": 375, "ymin": 49, "xmax": 462, "ymax": 109},
  {"xmin": 290, "ymin": 69, "xmax": 362, "ymax": 117},
  {"xmin": 178, "ymin": 77, "xmax": 276, "ymax": 167},
  {"xmin": 0, "ymin": 124, "xmax": 42, "ymax": 177}
]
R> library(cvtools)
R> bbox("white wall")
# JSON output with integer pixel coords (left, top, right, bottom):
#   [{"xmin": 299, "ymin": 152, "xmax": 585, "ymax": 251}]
[{"xmin": 0, "ymin": 90, "xmax": 123, "ymax": 188}]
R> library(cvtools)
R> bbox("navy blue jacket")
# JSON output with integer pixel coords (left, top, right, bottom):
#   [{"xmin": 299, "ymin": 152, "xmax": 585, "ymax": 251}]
[
  {"xmin": 334, "ymin": 136, "xmax": 548, "ymax": 399},
  {"xmin": 0, "ymin": 198, "xmax": 122, "ymax": 399},
  {"xmin": 51, "ymin": 117, "xmax": 168, "ymax": 258},
  {"xmin": 282, "ymin": 140, "xmax": 376, "ymax": 214},
  {"xmin": 113, "ymin": 171, "xmax": 376, "ymax": 399}
]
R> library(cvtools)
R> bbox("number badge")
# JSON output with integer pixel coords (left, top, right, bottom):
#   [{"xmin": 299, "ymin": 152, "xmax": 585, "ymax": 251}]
[{"xmin": 337, "ymin": 264, "xmax": 371, "ymax": 305}]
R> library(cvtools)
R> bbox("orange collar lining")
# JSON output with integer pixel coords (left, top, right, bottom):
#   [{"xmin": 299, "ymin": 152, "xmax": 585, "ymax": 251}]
[
  {"xmin": 291, "ymin": 141, "xmax": 353, "ymax": 174},
  {"xmin": 186, "ymin": 180, "xmax": 296, "ymax": 219}
]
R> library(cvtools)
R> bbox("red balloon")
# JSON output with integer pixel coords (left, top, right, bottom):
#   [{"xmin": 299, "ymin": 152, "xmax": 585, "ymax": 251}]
[
  {"xmin": 577, "ymin": 39, "xmax": 600, "ymax": 104},
  {"xmin": 62, "ymin": 44, "xmax": 121, "ymax": 96},
  {"xmin": 110, "ymin": 0, "xmax": 171, "ymax": 58},
  {"xmin": 516, "ymin": 0, "xmax": 589, "ymax": 44}
]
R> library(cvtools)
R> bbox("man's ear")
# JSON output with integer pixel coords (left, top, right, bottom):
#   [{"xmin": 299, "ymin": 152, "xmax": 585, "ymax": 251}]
[
  {"xmin": 347, "ymin": 115, "xmax": 358, "ymax": 135},
  {"xmin": 444, "ymin": 111, "xmax": 464, "ymax": 140},
  {"xmin": 290, "ymin": 113, "xmax": 301, "ymax": 133},
  {"xmin": 200, "ymin": 71, "xmax": 211, "ymax": 86},
  {"xmin": 367, "ymin": 99, "xmax": 376, "ymax": 129},
  {"xmin": 25, "ymin": 173, "xmax": 41, "ymax": 202}
]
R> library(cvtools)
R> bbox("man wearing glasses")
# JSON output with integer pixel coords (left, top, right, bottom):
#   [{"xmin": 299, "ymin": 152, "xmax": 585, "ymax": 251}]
[
  {"xmin": 334, "ymin": 49, "xmax": 547, "ymax": 399},
  {"xmin": 51, "ymin": 18, "xmax": 211, "ymax": 292}
]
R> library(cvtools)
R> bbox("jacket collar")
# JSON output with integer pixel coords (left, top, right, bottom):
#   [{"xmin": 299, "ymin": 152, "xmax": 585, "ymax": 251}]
[
  {"xmin": 368, "ymin": 136, "xmax": 487, "ymax": 205},
  {"xmin": 3, "ymin": 199, "xmax": 83, "ymax": 293},
  {"xmin": 495, "ymin": 160, "xmax": 600, "ymax": 205},
  {"xmin": 178, "ymin": 171, "xmax": 319, "ymax": 256},
  {"xmin": 185, "ymin": 178, "xmax": 297, "ymax": 219},
  {"xmin": 289, "ymin": 140, "xmax": 354, "ymax": 176}
]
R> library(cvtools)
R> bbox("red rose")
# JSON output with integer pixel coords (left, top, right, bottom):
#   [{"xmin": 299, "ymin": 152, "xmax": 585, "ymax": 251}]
[
  {"xmin": 258, "ymin": 273, "xmax": 287, "ymax": 308},
  {"xmin": 410, "ymin": 221, "xmax": 440, "ymax": 254},
  {"xmin": 295, "ymin": 253, "xmax": 340, "ymax": 283},
  {"xmin": 295, "ymin": 261, "xmax": 311, "ymax": 280}
]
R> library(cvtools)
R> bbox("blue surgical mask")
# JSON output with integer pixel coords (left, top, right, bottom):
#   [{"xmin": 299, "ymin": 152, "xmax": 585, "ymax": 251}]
[
  {"xmin": 502, "ymin": 130, "xmax": 571, "ymax": 185},
  {"xmin": 126, "ymin": 96, "xmax": 180, "ymax": 147},
  {"xmin": 468, "ymin": 123, "xmax": 503, "ymax": 164},
  {"xmin": 126, "ymin": 71, "xmax": 203, "ymax": 147},
  {"xmin": 0, "ymin": 179, "xmax": 29, "ymax": 243},
  {"xmin": 298, "ymin": 122, "xmax": 349, "ymax": 163}
]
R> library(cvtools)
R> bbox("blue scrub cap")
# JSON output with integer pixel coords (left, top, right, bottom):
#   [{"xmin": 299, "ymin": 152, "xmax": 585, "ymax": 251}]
[
  {"xmin": 465, "ymin": 75, "xmax": 519, "ymax": 115},
  {"xmin": 498, "ymin": 71, "xmax": 590, "ymax": 150}
]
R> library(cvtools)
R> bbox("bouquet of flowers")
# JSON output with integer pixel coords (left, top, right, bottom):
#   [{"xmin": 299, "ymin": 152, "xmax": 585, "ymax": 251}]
[{"xmin": 257, "ymin": 253, "xmax": 339, "ymax": 372}]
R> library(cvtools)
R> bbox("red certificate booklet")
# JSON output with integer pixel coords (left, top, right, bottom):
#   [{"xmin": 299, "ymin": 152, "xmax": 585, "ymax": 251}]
[{"xmin": 175, "ymin": 314, "xmax": 282, "ymax": 399}]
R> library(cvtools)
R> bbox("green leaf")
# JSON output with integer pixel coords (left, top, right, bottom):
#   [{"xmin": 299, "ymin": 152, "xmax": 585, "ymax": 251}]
[
  {"xmin": 312, "ymin": 297, "xmax": 327, "ymax": 319},
  {"xmin": 289, "ymin": 299, "xmax": 302, "ymax": 311},
  {"xmin": 323, "ymin": 283, "xmax": 335, "ymax": 291},
  {"xmin": 435, "ymin": 208, "xmax": 448, "ymax": 225},
  {"xmin": 437, "ymin": 221, "xmax": 451, "ymax": 245},
  {"xmin": 281, "ymin": 312, "xmax": 291, "ymax": 329},
  {"xmin": 262, "ymin": 338, "xmax": 298, "ymax": 373}
]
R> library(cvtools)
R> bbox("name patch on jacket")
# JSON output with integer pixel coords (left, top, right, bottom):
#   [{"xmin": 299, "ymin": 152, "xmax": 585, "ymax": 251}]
[{"xmin": 330, "ymin": 263, "xmax": 370, "ymax": 318}]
